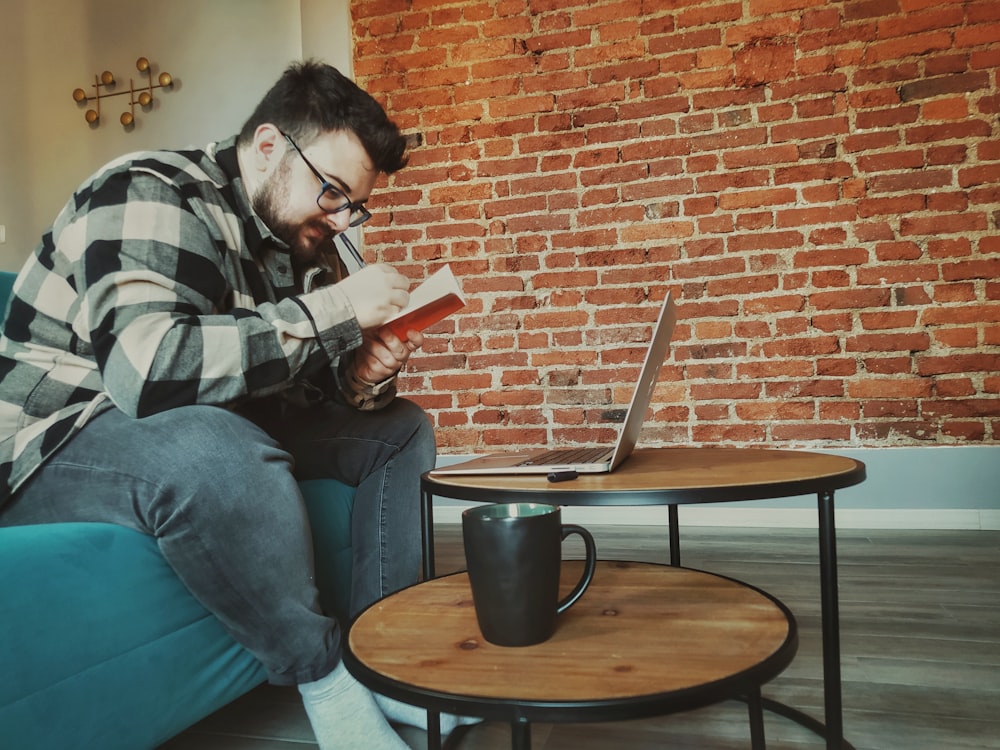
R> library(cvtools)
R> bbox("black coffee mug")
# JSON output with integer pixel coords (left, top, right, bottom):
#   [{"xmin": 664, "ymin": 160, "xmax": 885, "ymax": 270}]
[{"xmin": 462, "ymin": 502, "xmax": 597, "ymax": 647}]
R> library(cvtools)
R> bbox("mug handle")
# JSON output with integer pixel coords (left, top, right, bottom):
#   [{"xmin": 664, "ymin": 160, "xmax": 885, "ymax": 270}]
[{"xmin": 556, "ymin": 524, "xmax": 598, "ymax": 614}]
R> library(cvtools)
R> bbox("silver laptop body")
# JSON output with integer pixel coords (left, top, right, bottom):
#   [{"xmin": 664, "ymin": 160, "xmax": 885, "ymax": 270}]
[{"xmin": 430, "ymin": 292, "xmax": 677, "ymax": 476}]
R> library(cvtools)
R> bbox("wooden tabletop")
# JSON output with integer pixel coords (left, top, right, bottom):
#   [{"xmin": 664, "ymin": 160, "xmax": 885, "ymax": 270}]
[
  {"xmin": 423, "ymin": 446, "xmax": 866, "ymax": 506},
  {"xmin": 346, "ymin": 561, "xmax": 798, "ymax": 723}
]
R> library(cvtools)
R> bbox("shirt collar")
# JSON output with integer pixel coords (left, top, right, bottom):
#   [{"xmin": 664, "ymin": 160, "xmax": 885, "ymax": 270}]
[{"xmin": 211, "ymin": 136, "xmax": 290, "ymax": 261}]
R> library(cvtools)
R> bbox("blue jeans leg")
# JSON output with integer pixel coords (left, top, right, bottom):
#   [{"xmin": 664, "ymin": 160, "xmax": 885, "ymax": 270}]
[
  {"xmin": 244, "ymin": 396, "xmax": 436, "ymax": 617},
  {"xmin": 1, "ymin": 404, "xmax": 338, "ymax": 686}
]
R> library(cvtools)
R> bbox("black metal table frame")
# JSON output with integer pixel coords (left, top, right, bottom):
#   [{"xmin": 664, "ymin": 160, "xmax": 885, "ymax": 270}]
[
  {"xmin": 419, "ymin": 455, "xmax": 865, "ymax": 750},
  {"xmin": 346, "ymin": 563, "xmax": 799, "ymax": 750}
]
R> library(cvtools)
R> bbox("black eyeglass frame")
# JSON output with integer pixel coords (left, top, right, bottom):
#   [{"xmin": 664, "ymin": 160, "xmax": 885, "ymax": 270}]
[{"xmin": 281, "ymin": 131, "xmax": 372, "ymax": 227}]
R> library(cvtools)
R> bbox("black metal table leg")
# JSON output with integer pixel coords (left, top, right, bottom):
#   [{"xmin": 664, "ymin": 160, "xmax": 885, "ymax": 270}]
[
  {"xmin": 818, "ymin": 490, "xmax": 844, "ymax": 749},
  {"xmin": 426, "ymin": 710, "xmax": 441, "ymax": 750},
  {"xmin": 511, "ymin": 719, "xmax": 531, "ymax": 750},
  {"xmin": 747, "ymin": 689, "xmax": 766, "ymax": 750},
  {"xmin": 421, "ymin": 487, "xmax": 436, "ymax": 580},
  {"xmin": 668, "ymin": 503, "xmax": 680, "ymax": 566}
]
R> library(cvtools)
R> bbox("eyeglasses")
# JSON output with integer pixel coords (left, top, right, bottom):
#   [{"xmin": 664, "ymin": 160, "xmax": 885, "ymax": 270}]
[{"xmin": 281, "ymin": 132, "xmax": 372, "ymax": 227}]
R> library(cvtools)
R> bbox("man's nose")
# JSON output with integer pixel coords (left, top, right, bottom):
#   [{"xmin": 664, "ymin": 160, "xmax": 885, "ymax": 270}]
[{"xmin": 325, "ymin": 211, "xmax": 351, "ymax": 234}]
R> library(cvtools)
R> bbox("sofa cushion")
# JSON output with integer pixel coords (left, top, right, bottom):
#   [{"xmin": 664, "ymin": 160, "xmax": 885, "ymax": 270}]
[
  {"xmin": 0, "ymin": 522, "xmax": 266, "ymax": 750},
  {"xmin": 300, "ymin": 478, "xmax": 355, "ymax": 621}
]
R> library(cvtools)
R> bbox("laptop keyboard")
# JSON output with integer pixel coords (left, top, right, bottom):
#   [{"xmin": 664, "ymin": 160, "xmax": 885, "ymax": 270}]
[{"xmin": 517, "ymin": 446, "xmax": 611, "ymax": 466}]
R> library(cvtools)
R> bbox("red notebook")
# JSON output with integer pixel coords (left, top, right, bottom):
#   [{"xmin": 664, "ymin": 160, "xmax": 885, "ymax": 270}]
[{"xmin": 382, "ymin": 265, "xmax": 465, "ymax": 340}]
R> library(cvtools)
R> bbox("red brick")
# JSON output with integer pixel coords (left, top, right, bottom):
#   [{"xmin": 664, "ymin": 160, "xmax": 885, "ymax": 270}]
[
  {"xmin": 941, "ymin": 259, "xmax": 1000, "ymax": 282},
  {"xmin": 959, "ymin": 164, "xmax": 1000, "ymax": 188},
  {"xmin": 774, "ymin": 163, "xmax": 854, "ymax": 186},
  {"xmin": 907, "ymin": 119, "xmax": 993, "ymax": 144},
  {"xmin": 861, "ymin": 310, "xmax": 920, "ymax": 329},
  {"xmin": 812, "ymin": 289, "xmax": 892, "ymax": 310},
  {"xmin": 861, "ymin": 356, "xmax": 911, "ymax": 375},
  {"xmin": 744, "ymin": 295, "xmax": 807, "ymax": 315},
  {"xmin": 870, "ymin": 170, "xmax": 954, "ymax": 194},
  {"xmin": 934, "ymin": 328, "xmax": 980, "ymax": 349},
  {"xmin": 862, "ymin": 400, "xmax": 919, "ymax": 418},
  {"xmin": 772, "ymin": 115, "xmax": 850, "ymax": 142},
  {"xmin": 923, "ymin": 303, "xmax": 1000, "ymax": 325},
  {"xmin": 925, "ymin": 399, "xmax": 1000, "ymax": 419},
  {"xmin": 734, "ymin": 42, "xmax": 797, "ymax": 87},
  {"xmin": 847, "ymin": 332, "xmax": 931, "ymax": 353},
  {"xmin": 856, "ymin": 263, "xmax": 938, "ymax": 284},
  {"xmin": 843, "ymin": 131, "xmax": 901, "ymax": 154},
  {"xmin": 857, "ymin": 149, "xmax": 925, "ymax": 173},
  {"xmin": 927, "ymin": 191, "xmax": 970, "ymax": 213},
  {"xmin": 774, "ymin": 423, "xmax": 854, "ymax": 441},
  {"xmin": 856, "ymin": 105, "xmax": 920, "ymax": 130},
  {"xmin": 845, "ymin": 0, "xmax": 901, "ymax": 22},
  {"xmin": 762, "ymin": 336, "xmax": 842, "ymax": 358},
  {"xmin": 891, "ymin": 287, "xmax": 932, "ymax": 307},
  {"xmin": 924, "ymin": 97, "xmax": 970, "ymax": 121},
  {"xmin": 690, "ymin": 382, "xmax": 762, "ymax": 402},
  {"xmin": 955, "ymin": 21, "xmax": 1000, "ymax": 47},
  {"xmin": 766, "ymin": 379, "xmax": 844, "ymax": 398},
  {"xmin": 865, "ymin": 30, "xmax": 954, "ymax": 63},
  {"xmin": 778, "ymin": 205, "xmax": 857, "ymax": 228},
  {"xmin": 935, "ymin": 378, "xmax": 977, "ymax": 398},
  {"xmin": 735, "ymin": 401, "xmax": 818, "ymax": 421},
  {"xmin": 857, "ymin": 421, "xmax": 940, "ymax": 441},
  {"xmin": 857, "ymin": 195, "xmax": 926, "ymax": 219},
  {"xmin": 901, "ymin": 214, "xmax": 989, "ymax": 237},
  {"xmin": 918, "ymin": 353, "xmax": 1000, "ymax": 376},
  {"xmin": 942, "ymin": 422, "xmax": 987, "ymax": 441},
  {"xmin": 849, "ymin": 378, "xmax": 933, "ymax": 398},
  {"xmin": 718, "ymin": 188, "xmax": 798, "ymax": 211},
  {"xmin": 931, "ymin": 284, "xmax": 977, "ymax": 305},
  {"xmin": 812, "ymin": 311, "xmax": 853, "ymax": 329}
]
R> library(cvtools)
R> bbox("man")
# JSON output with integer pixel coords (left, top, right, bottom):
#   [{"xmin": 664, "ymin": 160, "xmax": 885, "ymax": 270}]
[{"xmin": 0, "ymin": 61, "xmax": 448, "ymax": 749}]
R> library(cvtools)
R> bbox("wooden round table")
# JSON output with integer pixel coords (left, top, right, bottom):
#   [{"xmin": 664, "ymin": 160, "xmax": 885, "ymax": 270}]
[
  {"xmin": 345, "ymin": 560, "xmax": 798, "ymax": 750},
  {"xmin": 422, "ymin": 446, "xmax": 865, "ymax": 507},
  {"xmin": 420, "ymin": 446, "xmax": 866, "ymax": 749}
]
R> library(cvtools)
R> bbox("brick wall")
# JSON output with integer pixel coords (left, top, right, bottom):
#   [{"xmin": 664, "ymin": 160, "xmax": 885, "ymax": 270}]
[{"xmin": 349, "ymin": 0, "xmax": 1000, "ymax": 452}]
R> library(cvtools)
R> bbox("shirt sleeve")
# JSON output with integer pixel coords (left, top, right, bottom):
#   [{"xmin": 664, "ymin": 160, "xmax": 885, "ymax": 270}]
[
  {"xmin": 75, "ymin": 167, "xmax": 363, "ymax": 417},
  {"xmin": 336, "ymin": 357, "xmax": 398, "ymax": 411}
]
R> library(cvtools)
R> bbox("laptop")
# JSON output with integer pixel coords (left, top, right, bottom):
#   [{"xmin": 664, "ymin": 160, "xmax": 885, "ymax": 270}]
[{"xmin": 430, "ymin": 292, "xmax": 677, "ymax": 476}]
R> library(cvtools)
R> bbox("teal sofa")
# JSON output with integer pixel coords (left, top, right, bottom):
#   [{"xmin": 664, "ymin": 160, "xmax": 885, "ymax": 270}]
[{"xmin": 0, "ymin": 270, "xmax": 357, "ymax": 749}]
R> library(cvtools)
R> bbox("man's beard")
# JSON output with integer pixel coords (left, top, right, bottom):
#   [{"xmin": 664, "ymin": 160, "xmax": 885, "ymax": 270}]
[{"xmin": 252, "ymin": 158, "xmax": 331, "ymax": 265}]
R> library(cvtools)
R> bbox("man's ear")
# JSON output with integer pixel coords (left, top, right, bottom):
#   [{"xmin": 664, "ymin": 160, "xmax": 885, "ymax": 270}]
[{"xmin": 250, "ymin": 124, "xmax": 285, "ymax": 174}]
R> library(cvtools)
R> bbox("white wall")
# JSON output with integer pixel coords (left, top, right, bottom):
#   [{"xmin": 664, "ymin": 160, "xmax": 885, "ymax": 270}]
[
  {"xmin": 301, "ymin": 0, "xmax": 355, "ymax": 74},
  {"xmin": 0, "ymin": 0, "xmax": 361, "ymax": 272},
  {"xmin": 0, "ymin": 0, "xmax": 32, "ymax": 270}
]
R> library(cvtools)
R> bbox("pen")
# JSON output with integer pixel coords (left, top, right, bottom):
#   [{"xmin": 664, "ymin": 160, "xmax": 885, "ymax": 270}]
[
  {"xmin": 338, "ymin": 233, "xmax": 366, "ymax": 269},
  {"xmin": 547, "ymin": 470, "xmax": 579, "ymax": 483}
]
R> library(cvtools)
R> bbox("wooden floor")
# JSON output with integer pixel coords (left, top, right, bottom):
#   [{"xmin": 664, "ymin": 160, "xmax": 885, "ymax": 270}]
[{"xmin": 161, "ymin": 524, "xmax": 1000, "ymax": 750}]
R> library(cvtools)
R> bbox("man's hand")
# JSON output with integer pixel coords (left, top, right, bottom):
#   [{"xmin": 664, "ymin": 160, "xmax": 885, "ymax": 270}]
[
  {"xmin": 338, "ymin": 264, "xmax": 411, "ymax": 330},
  {"xmin": 353, "ymin": 327, "xmax": 424, "ymax": 384}
]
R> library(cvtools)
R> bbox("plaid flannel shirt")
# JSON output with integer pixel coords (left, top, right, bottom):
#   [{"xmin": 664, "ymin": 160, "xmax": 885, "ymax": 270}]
[{"xmin": 0, "ymin": 136, "xmax": 395, "ymax": 505}]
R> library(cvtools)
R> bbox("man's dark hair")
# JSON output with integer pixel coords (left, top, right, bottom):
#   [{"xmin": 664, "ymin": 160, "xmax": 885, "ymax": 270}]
[{"xmin": 238, "ymin": 60, "xmax": 408, "ymax": 174}]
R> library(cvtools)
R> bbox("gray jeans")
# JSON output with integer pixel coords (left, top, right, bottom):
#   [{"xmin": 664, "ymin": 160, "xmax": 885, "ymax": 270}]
[{"xmin": 0, "ymin": 396, "xmax": 435, "ymax": 685}]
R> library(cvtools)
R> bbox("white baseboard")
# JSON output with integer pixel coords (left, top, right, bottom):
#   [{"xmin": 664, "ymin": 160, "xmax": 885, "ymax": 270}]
[{"xmin": 432, "ymin": 504, "xmax": 999, "ymax": 531}]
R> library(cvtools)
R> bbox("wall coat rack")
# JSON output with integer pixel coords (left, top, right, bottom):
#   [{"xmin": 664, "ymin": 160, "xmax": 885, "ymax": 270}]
[{"xmin": 72, "ymin": 57, "xmax": 174, "ymax": 128}]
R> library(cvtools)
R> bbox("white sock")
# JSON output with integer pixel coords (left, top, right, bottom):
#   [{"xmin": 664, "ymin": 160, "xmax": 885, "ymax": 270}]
[
  {"xmin": 374, "ymin": 693, "xmax": 482, "ymax": 735},
  {"xmin": 298, "ymin": 662, "xmax": 409, "ymax": 750}
]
